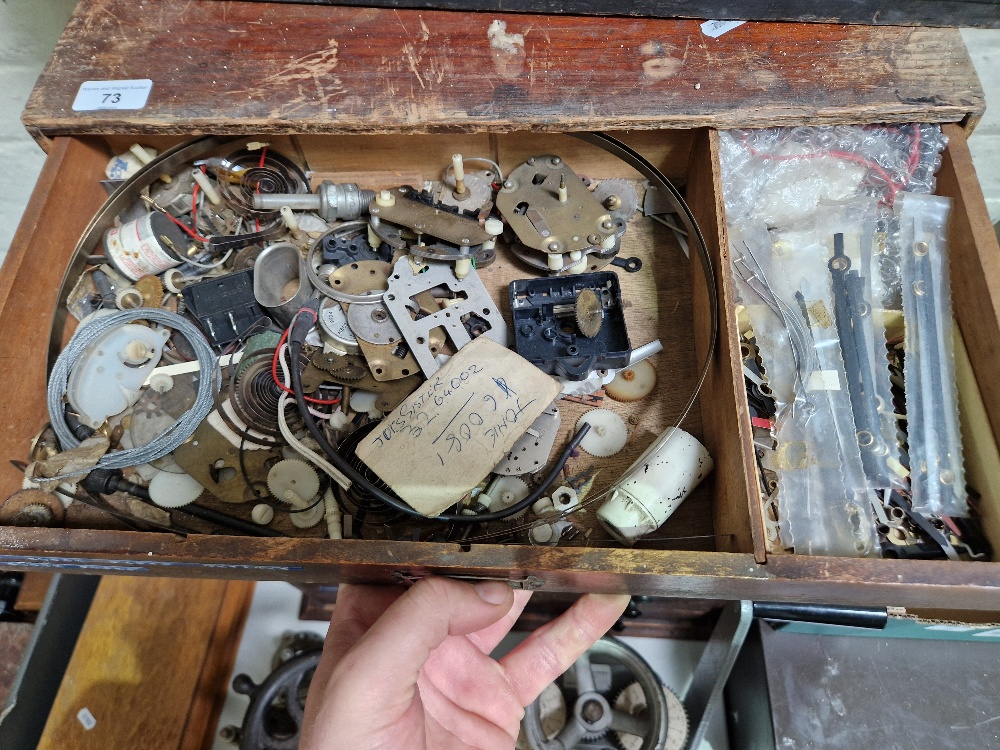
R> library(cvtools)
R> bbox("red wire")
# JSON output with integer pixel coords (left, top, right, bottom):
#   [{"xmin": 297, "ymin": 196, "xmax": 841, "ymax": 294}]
[
  {"xmin": 270, "ymin": 327, "xmax": 341, "ymax": 405},
  {"xmin": 165, "ymin": 211, "xmax": 210, "ymax": 243},
  {"xmin": 191, "ymin": 182, "xmax": 200, "ymax": 232},
  {"xmin": 739, "ymin": 131, "xmax": 909, "ymax": 204}
]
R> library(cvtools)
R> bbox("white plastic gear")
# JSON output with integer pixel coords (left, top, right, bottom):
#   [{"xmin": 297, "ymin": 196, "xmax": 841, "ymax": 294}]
[
  {"xmin": 576, "ymin": 409, "xmax": 629, "ymax": 457},
  {"xmin": 267, "ymin": 459, "xmax": 321, "ymax": 505},
  {"xmin": 149, "ymin": 471, "xmax": 204, "ymax": 508},
  {"xmin": 605, "ymin": 360, "xmax": 657, "ymax": 403},
  {"xmin": 593, "ymin": 178, "xmax": 640, "ymax": 222},
  {"xmin": 486, "ymin": 476, "xmax": 530, "ymax": 520},
  {"xmin": 114, "ymin": 286, "xmax": 145, "ymax": 310},
  {"xmin": 289, "ymin": 500, "xmax": 325, "ymax": 529},
  {"xmin": 148, "ymin": 373, "xmax": 175, "ymax": 394},
  {"xmin": 613, "ymin": 681, "xmax": 690, "ymax": 750}
]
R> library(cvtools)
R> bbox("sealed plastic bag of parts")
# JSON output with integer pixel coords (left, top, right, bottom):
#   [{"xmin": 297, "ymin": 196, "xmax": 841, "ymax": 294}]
[
  {"xmin": 897, "ymin": 192, "xmax": 967, "ymax": 517},
  {"xmin": 821, "ymin": 200, "xmax": 907, "ymax": 491},
  {"xmin": 731, "ymin": 222, "xmax": 878, "ymax": 557},
  {"xmin": 719, "ymin": 124, "xmax": 947, "ymax": 228}
]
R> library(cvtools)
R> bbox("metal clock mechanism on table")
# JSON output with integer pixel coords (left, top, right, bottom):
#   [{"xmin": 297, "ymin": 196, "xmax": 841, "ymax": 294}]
[
  {"xmin": 7, "ymin": 134, "xmax": 718, "ymax": 550},
  {"xmin": 223, "ymin": 631, "xmax": 689, "ymax": 750}
]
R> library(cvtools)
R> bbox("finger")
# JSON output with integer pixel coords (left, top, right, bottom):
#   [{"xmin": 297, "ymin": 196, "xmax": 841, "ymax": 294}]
[
  {"xmin": 337, "ymin": 576, "xmax": 515, "ymax": 710},
  {"xmin": 321, "ymin": 584, "xmax": 405, "ymax": 672},
  {"xmin": 499, "ymin": 593, "xmax": 631, "ymax": 705},
  {"xmin": 303, "ymin": 583, "xmax": 406, "ymax": 742},
  {"xmin": 467, "ymin": 589, "xmax": 533, "ymax": 655}
]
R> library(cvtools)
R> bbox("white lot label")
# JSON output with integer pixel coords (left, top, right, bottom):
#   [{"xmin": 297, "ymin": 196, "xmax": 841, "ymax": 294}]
[
  {"xmin": 700, "ymin": 20, "xmax": 747, "ymax": 38},
  {"xmin": 72, "ymin": 79, "xmax": 153, "ymax": 111},
  {"xmin": 77, "ymin": 707, "xmax": 97, "ymax": 730}
]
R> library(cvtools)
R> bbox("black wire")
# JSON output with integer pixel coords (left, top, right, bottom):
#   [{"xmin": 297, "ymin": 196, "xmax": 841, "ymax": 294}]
[
  {"xmin": 288, "ymin": 324, "xmax": 591, "ymax": 524},
  {"xmin": 283, "ymin": 473, "xmax": 330, "ymax": 514}
]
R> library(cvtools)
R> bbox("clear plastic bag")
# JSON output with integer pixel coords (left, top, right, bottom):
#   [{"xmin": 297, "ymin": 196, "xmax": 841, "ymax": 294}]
[
  {"xmin": 896, "ymin": 193, "xmax": 967, "ymax": 517},
  {"xmin": 720, "ymin": 124, "xmax": 951, "ymax": 557},
  {"xmin": 719, "ymin": 124, "xmax": 947, "ymax": 228},
  {"xmin": 732, "ymin": 221, "xmax": 877, "ymax": 556}
]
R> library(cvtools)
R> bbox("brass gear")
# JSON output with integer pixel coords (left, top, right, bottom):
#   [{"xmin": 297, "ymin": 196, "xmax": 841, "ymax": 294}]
[
  {"xmin": 311, "ymin": 350, "xmax": 367, "ymax": 381},
  {"xmin": 575, "ymin": 288, "xmax": 603, "ymax": 338},
  {"xmin": 0, "ymin": 489, "xmax": 65, "ymax": 527},
  {"xmin": 134, "ymin": 274, "xmax": 165, "ymax": 306},
  {"xmin": 593, "ymin": 178, "xmax": 640, "ymax": 222}
]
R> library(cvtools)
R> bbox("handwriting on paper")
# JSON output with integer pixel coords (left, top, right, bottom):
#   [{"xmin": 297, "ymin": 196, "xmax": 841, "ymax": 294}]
[{"xmin": 356, "ymin": 337, "xmax": 561, "ymax": 517}]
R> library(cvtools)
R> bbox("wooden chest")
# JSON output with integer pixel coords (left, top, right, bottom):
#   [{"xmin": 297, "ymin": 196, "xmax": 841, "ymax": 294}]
[{"xmin": 2, "ymin": 0, "xmax": 999, "ymax": 611}]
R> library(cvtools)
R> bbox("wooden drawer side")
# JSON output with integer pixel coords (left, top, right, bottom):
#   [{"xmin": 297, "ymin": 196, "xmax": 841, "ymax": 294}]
[{"xmin": 0, "ymin": 137, "xmax": 111, "ymax": 502}]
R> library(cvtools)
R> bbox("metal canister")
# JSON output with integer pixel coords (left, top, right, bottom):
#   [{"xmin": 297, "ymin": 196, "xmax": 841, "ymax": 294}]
[{"xmin": 103, "ymin": 211, "xmax": 187, "ymax": 280}]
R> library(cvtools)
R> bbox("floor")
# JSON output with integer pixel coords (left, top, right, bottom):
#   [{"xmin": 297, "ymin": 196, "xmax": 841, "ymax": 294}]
[{"xmin": 0, "ymin": 6, "xmax": 996, "ymax": 262}]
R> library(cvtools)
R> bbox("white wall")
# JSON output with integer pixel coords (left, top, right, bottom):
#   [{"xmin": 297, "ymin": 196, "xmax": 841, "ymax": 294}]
[
  {"xmin": 962, "ymin": 29, "xmax": 1000, "ymax": 224},
  {"xmin": 0, "ymin": 10, "xmax": 996, "ymax": 264},
  {"xmin": 0, "ymin": 0, "xmax": 79, "ymax": 262}
]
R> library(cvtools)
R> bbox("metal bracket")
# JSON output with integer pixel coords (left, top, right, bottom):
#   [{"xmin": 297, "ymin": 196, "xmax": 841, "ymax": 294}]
[
  {"xmin": 391, "ymin": 570, "xmax": 545, "ymax": 590},
  {"xmin": 382, "ymin": 257, "xmax": 509, "ymax": 376},
  {"xmin": 683, "ymin": 600, "xmax": 753, "ymax": 750}
]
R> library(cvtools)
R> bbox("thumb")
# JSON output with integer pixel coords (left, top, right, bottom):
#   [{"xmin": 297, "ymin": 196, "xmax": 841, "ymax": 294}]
[{"xmin": 337, "ymin": 576, "xmax": 514, "ymax": 705}]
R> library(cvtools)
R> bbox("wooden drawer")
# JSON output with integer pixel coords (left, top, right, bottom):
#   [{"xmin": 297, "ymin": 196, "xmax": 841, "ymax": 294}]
[{"xmin": 2, "ymin": 0, "xmax": 999, "ymax": 610}]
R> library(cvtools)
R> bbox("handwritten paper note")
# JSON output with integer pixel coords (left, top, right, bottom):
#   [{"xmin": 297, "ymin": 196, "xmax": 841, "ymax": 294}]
[{"xmin": 355, "ymin": 337, "xmax": 561, "ymax": 516}]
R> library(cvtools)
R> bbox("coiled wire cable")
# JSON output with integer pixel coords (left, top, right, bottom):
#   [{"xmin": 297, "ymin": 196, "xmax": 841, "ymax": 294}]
[{"xmin": 47, "ymin": 309, "xmax": 219, "ymax": 471}]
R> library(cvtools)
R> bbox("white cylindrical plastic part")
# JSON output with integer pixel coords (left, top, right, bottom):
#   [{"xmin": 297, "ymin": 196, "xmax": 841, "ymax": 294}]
[
  {"xmin": 328, "ymin": 410, "xmax": 350, "ymax": 430},
  {"xmin": 162, "ymin": 268, "xmax": 187, "ymax": 294},
  {"xmin": 454, "ymin": 256, "xmax": 472, "ymax": 279},
  {"xmin": 115, "ymin": 287, "xmax": 144, "ymax": 310},
  {"xmin": 375, "ymin": 190, "xmax": 396, "ymax": 207},
  {"xmin": 558, "ymin": 184, "xmax": 568, "ymax": 203},
  {"xmin": 601, "ymin": 235, "xmax": 617, "ymax": 250},
  {"xmin": 597, "ymin": 427, "xmax": 713, "ymax": 544},
  {"xmin": 280, "ymin": 205, "xmax": 300, "ymax": 231},
  {"xmin": 484, "ymin": 217, "xmax": 504, "ymax": 236},
  {"xmin": 192, "ymin": 169, "xmax": 222, "ymax": 205},
  {"xmin": 569, "ymin": 250, "xmax": 583, "ymax": 262},
  {"xmin": 129, "ymin": 143, "xmax": 155, "ymax": 165},
  {"xmin": 547, "ymin": 253, "xmax": 563, "ymax": 271},
  {"xmin": 368, "ymin": 225, "xmax": 381, "ymax": 247},
  {"xmin": 323, "ymin": 489, "xmax": 343, "ymax": 539},
  {"xmin": 532, "ymin": 497, "xmax": 554, "ymax": 515},
  {"xmin": 530, "ymin": 523, "xmax": 554, "ymax": 544},
  {"xmin": 252, "ymin": 503, "xmax": 275, "ymax": 524},
  {"xmin": 452, "ymin": 153, "xmax": 465, "ymax": 183}
]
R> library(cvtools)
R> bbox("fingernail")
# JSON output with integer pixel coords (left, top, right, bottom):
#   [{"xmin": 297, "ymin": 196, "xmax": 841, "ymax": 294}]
[{"xmin": 473, "ymin": 580, "xmax": 511, "ymax": 604}]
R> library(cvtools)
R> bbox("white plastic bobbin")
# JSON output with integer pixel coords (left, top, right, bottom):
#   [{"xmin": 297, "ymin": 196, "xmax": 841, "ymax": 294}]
[
  {"xmin": 597, "ymin": 428, "xmax": 713, "ymax": 544},
  {"xmin": 454, "ymin": 256, "xmax": 473, "ymax": 279},
  {"xmin": 484, "ymin": 217, "xmax": 504, "ymax": 237},
  {"xmin": 149, "ymin": 471, "xmax": 205, "ymax": 508}
]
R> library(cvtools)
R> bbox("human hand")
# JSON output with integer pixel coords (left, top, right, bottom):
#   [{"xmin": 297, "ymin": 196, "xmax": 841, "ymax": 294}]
[{"xmin": 300, "ymin": 577, "xmax": 631, "ymax": 750}]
